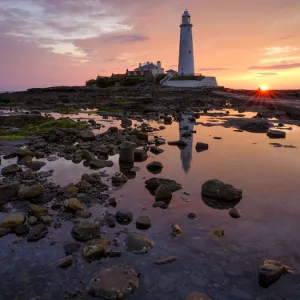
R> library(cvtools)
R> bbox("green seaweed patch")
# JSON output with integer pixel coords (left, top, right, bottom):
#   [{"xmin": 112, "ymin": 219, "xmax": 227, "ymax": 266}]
[{"xmin": 0, "ymin": 135, "xmax": 26, "ymax": 140}]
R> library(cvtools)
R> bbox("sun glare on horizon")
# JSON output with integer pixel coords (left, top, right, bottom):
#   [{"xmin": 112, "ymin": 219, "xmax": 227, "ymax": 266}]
[{"xmin": 260, "ymin": 84, "xmax": 269, "ymax": 91}]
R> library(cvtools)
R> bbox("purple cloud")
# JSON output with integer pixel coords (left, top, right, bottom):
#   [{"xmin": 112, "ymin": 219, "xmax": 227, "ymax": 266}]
[{"xmin": 249, "ymin": 63, "xmax": 300, "ymax": 70}]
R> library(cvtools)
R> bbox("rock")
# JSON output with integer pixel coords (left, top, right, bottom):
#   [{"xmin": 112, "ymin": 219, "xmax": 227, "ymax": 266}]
[
  {"xmin": 75, "ymin": 210, "xmax": 91, "ymax": 219},
  {"xmin": 213, "ymin": 136, "xmax": 222, "ymax": 140},
  {"xmin": 0, "ymin": 228, "xmax": 10, "ymax": 238},
  {"xmin": 64, "ymin": 198, "xmax": 84, "ymax": 211},
  {"xmin": 195, "ymin": 142, "xmax": 209, "ymax": 152},
  {"xmin": 63, "ymin": 186, "xmax": 78, "ymax": 198},
  {"xmin": 146, "ymin": 161, "xmax": 163, "ymax": 172},
  {"xmin": 77, "ymin": 131, "xmax": 95, "ymax": 141},
  {"xmin": 29, "ymin": 203, "xmax": 48, "ymax": 217},
  {"xmin": 90, "ymin": 159, "xmax": 113, "ymax": 169},
  {"xmin": 1, "ymin": 164, "xmax": 21, "ymax": 176},
  {"xmin": 134, "ymin": 149, "xmax": 147, "ymax": 162},
  {"xmin": 81, "ymin": 173, "xmax": 102, "ymax": 184},
  {"xmin": 202, "ymin": 179, "xmax": 242, "ymax": 202},
  {"xmin": 28, "ymin": 216, "xmax": 38, "ymax": 225},
  {"xmin": 125, "ymin": 232, "xmax": 154, "ymax": 254},
  {"xmin": 171, "ymin": 224, "xmax": 182, "ymax": 237},
  {"xmin": 237, "ymin": 107, "xmax": 246, "ymax": 113},
  {"xmin": 168, "ymin": 140, "xmax": 188, "ymax": 147},
  {"xmin": 0, "ymin": 213, "xmax": 25, "ymax": 229},
  {"xmin": 136, "ymin": 131, "xmax": 148, "ymax": 141},
  {"xmin": 59, "ymin": 255, "xmax": 73, "ymax": 268},
  {"xmin": 267, "ymin": 130, "xmax": 286, "ymax": 139},
  {"xmin": 155, "ymin": 137, "xmax": 166, "ymax": 145},
  {"xmin": 87, "ymin": 266, "xmax": 139, "ymax": 299},
  {"xmin": 152, "ymin": 201, "xmax": 166, "ymax": 208},
  {"xmin": 185, "ymin": 292, "xmax": 212, "ymax": 300},
  {"xmin": 229, "ymin": 207, "xmax": 242, "ymax": 218},
  {"xmin": 116, "ymin": 210, "xmax": 133, "ymax": 225},
  {"xmin": 121, "ymin": 118, "xmax": 132, "ymax": 127},
  {"xmin": 26, "ymin": 161, "xmax": 46, "ymax": 171},
  {"xmin": 119, "ymin": 141, "xmax": 136, "ymax": 163},
  {"xmin": 64, "ymin": 242, "xmax": 81, "ymax": 255},
  {"xmin": 145, "ymin": 178, "xmax": 182, "ymax": 194},
  {"xmin": 40, "ymin": 215, "xmax": 53, "ymax": 224},
  {"xmin": 164, "ymin": 116, "xmax": 172, "ymax": 124},
  {"xmin": 47, "ymin": 156, "xmax": 59, "ymax": 161},
  {"xmin": 19, "ymin": 156, "xmax": 32, "ymax": 165},
  {"xmin": 226, "ymin": 118, "xmax": 271, "ymax": 133},
  {"xmin": 150, "ymin": 146, "xmax": 164, "ymax": 155},
  {"xmin": 19, "ymin": 184, "xmax": 44, "ymax": 199},
  {"xmin": 155, "ymin": 185, "xmax": 172, "ymax": 202},
  {"xmin": 16, "ymin": 147, "xmax": 34, "ymax": 157},
  {"xmin": 15, "ymin": 224, "xmax": 30, "ymax": 235},
  {"xmin": 213, "ymin": 228, "xmax": 224, "ymax": 238},
  {"xmin": 112, "ymin": 172, "xmax": 128, "ymax": 186},
  {"xmin": 0, "ymin": 182, "xmax": 20, "ymax": 204},
  {"xmin": 259, "ymin": 260, "xmax": 293, "ymax": 288},
  {"xmin": 81, "ymin": 150, "xmax": 96, "ymax": 162},
  {"xmin": 155, "ymin": 256, "xmax": 178, "ymax": 265},
  {"xmin": 108, "ymin": 197, "xmax": 117, "ymax": 207},
  {"xmin": 71, "ymin": 221, "xmax": 100, "ymax": 241},
  {"xmin": 187, "ymin": 213, "xmax": 197, "ymax": 219},
  {"xmin": 27, "ymin": 224, "xmax": 48, "ymax": 242},
  {"xmin": 82, "ymin": 238, "xmax": 107, "ymax": 260},
  {"xmin": 136, "ymin": 216, "xmax": 152, "ymax": 230}
]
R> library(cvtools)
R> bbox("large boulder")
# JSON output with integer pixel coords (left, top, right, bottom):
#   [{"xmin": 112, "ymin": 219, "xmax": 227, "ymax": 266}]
[
  {"xmin": 0, "ymin": 182, "xmax": 20, "ymax": 204},
  {"xmin": 81, "ymin": 150, "xmax": 96, "ymax": 162},
  {"xmin": 116, "ymin": 210, "xmax": 133, "ymax": 225},
  {"xmin": 19, "ymin": 184, "xmax": 44, "ymax": 199},
  {"xmin": 202, "ymin": 179, "xmax": 242, "ymax": 202},
  {"xmin": 63, "ymin": 186, "xmax": 78, "ymax": 198},
  {"xmin": 87, "ymin": 266, "xmax": 139, "ymax": 299},
  {"xmin": 0, "ymin": 213, "xmax": 25, "ymax": 229},
  {"xmin": 71, "ymin": 221, "xmax": 100, "ymax": 241},
  {"xmin": 134, "ymin": 149, "xmax": 148, "ymax": 162},
  {"xmin": 27, "ymin": 224, "xmax": 48, "ymax": 242},
  {"xmin": 125, "ymin": 232, "xmax": 154, "ymax": 254},
  {"xmin": 119, "ymin": 141, "xmax": 136, "ymax": 164},
  {"xmin": 155, "ymin": 185, "xmax": 172, "ymax": 202},
  {"xmin": 1, "ymin": 164, "xmax": 21, "ymax": 176},
  {"xmin": 259, "ymin": 260, "xmax": 293, "ymax": 288}
]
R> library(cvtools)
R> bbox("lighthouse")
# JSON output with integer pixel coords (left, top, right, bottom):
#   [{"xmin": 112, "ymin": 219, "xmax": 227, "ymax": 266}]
[{"xmin": 178, "ymin": 10, "xmax": 195, "ymax": 76}]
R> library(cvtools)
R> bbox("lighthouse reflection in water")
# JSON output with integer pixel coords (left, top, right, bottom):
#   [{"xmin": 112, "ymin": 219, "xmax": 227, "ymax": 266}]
[{"xmin": 179, "ymin": 114, "xmax": 194, "ymax": 173}]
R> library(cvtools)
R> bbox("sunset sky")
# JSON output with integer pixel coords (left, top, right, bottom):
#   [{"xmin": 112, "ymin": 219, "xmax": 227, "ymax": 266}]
[{"xmin": 1, "ymin": 0, "xmax": 300, "ymax": 91}]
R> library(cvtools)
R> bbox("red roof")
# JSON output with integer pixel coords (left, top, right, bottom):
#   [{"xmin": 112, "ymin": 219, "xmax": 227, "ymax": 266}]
[{"xmin": 111, "ymin": 73, "xmax": 126, "ymax": 78}]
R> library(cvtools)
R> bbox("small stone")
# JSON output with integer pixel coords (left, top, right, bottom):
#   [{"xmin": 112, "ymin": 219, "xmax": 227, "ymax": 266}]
[
  {"xmin": 116, "ymin": 210, "xmax": 133, "ymax": 225},
  {"xmin": 64, "ymin": 198, "xmax": 84, "ymax": 211},
  {"xmin": 27, "ymin": 224, "xmax": 48, "ymax": 242},
  {"xmin": 75, "ymin": 210, "xmax": 92, "ymax": 218},
  {"xmin": 136, "ymin": 216, "xmax": 152, "ymax": 230},
  {"xmin": 125, "ymin": 232, "xmax": 154, "ymax": 254},
  {"xmin": 267, "ymin": 130, "xmax": 286, "ymax": 139},
  {"xmin": 71, "ymin": 221, "xmax": 100, "ymax": 241},
  {"xmin": 229, "ymin": 207, "xmax": 242, "ymax": 218},
  {"xmin": 28, "ymin": 216, "xmax": 38, "ymax": 226},
  {"xmin": 82, "ymin": 238, "xmax": 107, "ymax": 260},
  {"xmin": 108, "ymin": 197, "xmax": 117, "ymax": 207},
  {"xmin": 112, "ymin": 172, "xmax": 128, "ymax": 186},
  {"xmin": 185, "ymin": 292, "xmax": 212, "ymax": 300},
  {"xmin": 195, "ymin": 142, "xmax": 209, "ymax": 152},
  {"xmin": 19, "ymin": 184, "xmax": 44, "ymax": 199},
  {"xmin": 63, "ymin": 242, "xmax": 81, "ymax": 255},
  {"xmin": 213, "ymin": 228, "xmax": 224, "ymax": 238},
  {"xmin": 171, "ymin": 224, "xmax": 182, "ymax": 237},
  {"xmin": 59, "ymin": 255, "xmax": 73, "ymax": 268},
  {"xmin": 29, "ymin": 204, "xmax": 48, "ymax": 217},
  {"xmin": 155, "ymin": 256, "xmax": 178, "ymax": 265},
  {"xmin": 40, "ymin": 215, "xmax": 53, "ymax": 225}
]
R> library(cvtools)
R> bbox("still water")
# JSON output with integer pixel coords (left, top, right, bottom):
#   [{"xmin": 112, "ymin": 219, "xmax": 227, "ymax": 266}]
[{"xmin": 0, "ymin": 110, "xmax": 300, "ymax": 300}]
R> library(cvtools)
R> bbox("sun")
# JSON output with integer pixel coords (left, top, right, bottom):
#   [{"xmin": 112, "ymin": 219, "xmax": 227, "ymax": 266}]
[{"xmin": 260, "ymin": 84, "xmax": 269, "ymax": 91}]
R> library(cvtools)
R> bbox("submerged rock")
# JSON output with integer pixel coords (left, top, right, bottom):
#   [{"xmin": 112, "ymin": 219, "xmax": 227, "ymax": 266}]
[
  {"xmin": 0, "ymin": 213, "xmax": 25, "ymax": 229},
  {"xmin": 267, "ymin": 130, "xmax": 286, "ymax": 139},
  {"xmin": 195, "ymin": 142, "xmax": 209, "ymax": 152},
  {"xmin": 90, "ymin": 159, "xmax": 113, "ymax": 169},
  {"xmin": 59, "ymin": 255, "xmax": 73, "ymax": 268},
  {"xmin": 146, "ymin": 161, "xmax": 163, "ymax": 173},
  {"xmin": 119, "ymin": 141, "xmax": 136, "ymax": 164},
  {"xmin": 124, "ymin": 232, "xmax": 154, "ymax": 254},
  {"xmin": 155, "ymin": 185, "xmax": 172, "ymax": 202},
  {"xmin": 29, "ymin": 203, "xmax": 48, "ymax": 217},
  {"xmin": 202, "ymin": 179, "xmax": 242, "ymax": 202},
  {"xmin": 64, "ymin": 198, "xmax": 84, "ymax": 211},
  {"xmin": 145, "ymin": 178, "xmax": 182, "ymax": 195},
  {"xmin": 71, "ymin": 221, "xmax": 100, "ymax": 241},
  {"xmin": 87, "ymin": 266, "xmax": 139, "ymax": 299},
  {"xmin": 27, "ymin": 224, "xmax": 48, "ymax": 242},
  {"xmin": 116, "ymin": 210, "xmax": 133, "ymax": 225},
  {"xmin": 112, "ymin": 172, "xmax": 128, "ymax": 186},
  {"xmin": 213, "ymin": 228, "xmax": 224, "ymax": 238},
  {"xmin": 259, "ymin": 260, "xmax": 293, "ymax": 288}
]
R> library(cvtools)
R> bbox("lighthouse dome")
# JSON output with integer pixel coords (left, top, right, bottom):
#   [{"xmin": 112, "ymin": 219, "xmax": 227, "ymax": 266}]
[{"xmin": 182, "ymin": 10, "xmax": 190, "ymax": 17}]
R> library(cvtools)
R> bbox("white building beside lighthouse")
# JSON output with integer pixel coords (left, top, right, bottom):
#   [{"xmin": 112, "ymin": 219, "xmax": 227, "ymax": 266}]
[{"xmin": 178, "ymin": 10, "xmax": 195, "ymax": 76}]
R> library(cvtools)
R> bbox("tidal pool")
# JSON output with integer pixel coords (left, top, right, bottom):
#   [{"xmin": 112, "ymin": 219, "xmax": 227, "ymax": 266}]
[{"xmin": 0, "ymin": 109, "xmax": 300, "ymax": 300}]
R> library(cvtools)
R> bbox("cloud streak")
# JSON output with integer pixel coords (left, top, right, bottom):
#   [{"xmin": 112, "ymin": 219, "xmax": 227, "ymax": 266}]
[{"xmin": 249, "ymin": 63, "xmax": 300, "ymax": 70}]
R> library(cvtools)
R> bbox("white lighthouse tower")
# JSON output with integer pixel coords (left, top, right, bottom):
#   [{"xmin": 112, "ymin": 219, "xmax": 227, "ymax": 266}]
[{"xmin": 178, "ymin": 10, "xmax": 195, "ymax": 76}]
